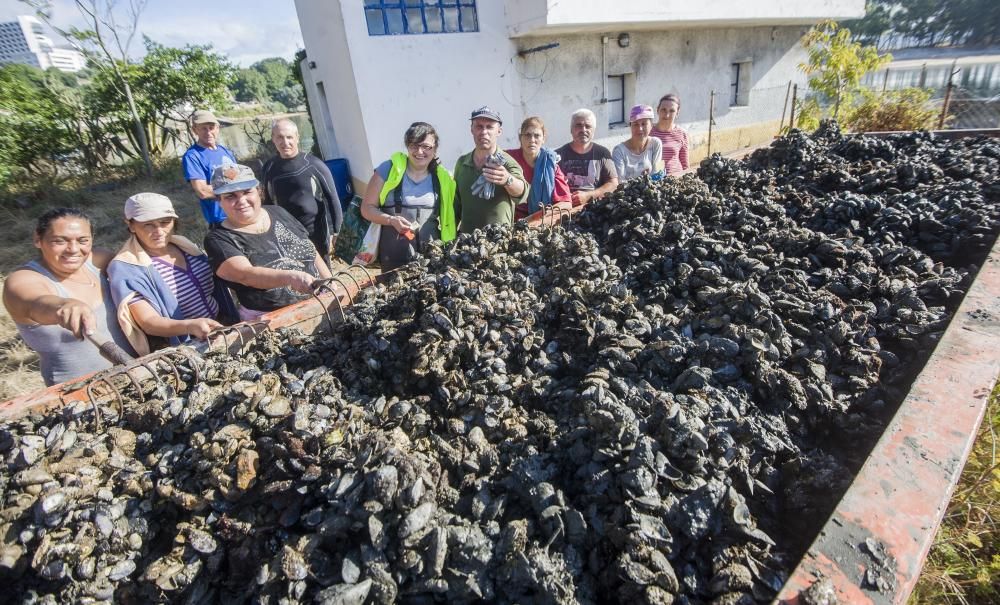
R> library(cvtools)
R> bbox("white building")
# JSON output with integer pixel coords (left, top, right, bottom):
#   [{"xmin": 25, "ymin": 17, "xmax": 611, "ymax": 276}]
[
  {"xmin": 0, "ymin": 15, "xmax": 86, "ymax": 73},
  {"xmin": 293, "ymin": 0, "xmax": 864, "ymax": 192}
]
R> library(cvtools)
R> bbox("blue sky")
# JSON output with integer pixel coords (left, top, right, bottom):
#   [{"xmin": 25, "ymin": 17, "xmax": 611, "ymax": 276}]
[{"xmin": 0, "ymin": 0, "xmax": 305, "ymax": 66}]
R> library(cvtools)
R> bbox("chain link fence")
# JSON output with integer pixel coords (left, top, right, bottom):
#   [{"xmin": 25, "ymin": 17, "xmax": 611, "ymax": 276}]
[
  {"xmin": 862, "ymin": 62, "xmax": 1000, "ymax": 129},
  {"xmin": 698, "ymin": 60, "xmax": 1000, "ymax": 159}
]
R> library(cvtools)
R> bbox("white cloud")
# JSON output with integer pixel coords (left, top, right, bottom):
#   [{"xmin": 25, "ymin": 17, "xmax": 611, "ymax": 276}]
[
  {"xmin": 140, "ymin": 16, "xmax": 302, "ymax": 66},
  {"xmin": 0, "ymin": 0, "xmax": 304, "ymax": 66}
]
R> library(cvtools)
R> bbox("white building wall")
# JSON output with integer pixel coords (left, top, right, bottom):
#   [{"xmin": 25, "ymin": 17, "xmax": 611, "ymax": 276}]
[
  {"xmin": 294, "ymin": 1, "xmax": 860, "ymax": 188},
  {"xmin": 514, "ymin": 25, "xmax": 811, "ymax": 151},
  {"xmin": 295, "ymin": 1, "xmax": 365, "ymax": 178},
  {"xmin": 509, "ymin": 0, "xmax": 865, "ymax": 35},
  {"xmin": 296, "ymin": 0, "xmax": 523, "ymax": 187},
  {"xmin": 46, "ymin": 47, "xmax": 86, "ymax": 72}
]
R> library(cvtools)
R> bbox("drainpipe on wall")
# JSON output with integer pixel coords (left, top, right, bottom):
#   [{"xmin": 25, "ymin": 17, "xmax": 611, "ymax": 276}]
[{"xmin": 600, "ymin": 35, "xmax": 609, "ymax": 102}]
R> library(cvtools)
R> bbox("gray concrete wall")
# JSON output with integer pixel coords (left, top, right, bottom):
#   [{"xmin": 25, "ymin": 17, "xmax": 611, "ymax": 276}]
[{"xmin": 514, "ymin": 25, "xmax": 809, "ymax": 153}]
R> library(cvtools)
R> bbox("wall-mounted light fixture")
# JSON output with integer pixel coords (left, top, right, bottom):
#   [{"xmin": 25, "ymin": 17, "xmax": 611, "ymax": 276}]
[
  {"xmin": 308, "ymin": 60, "xmax": 317, "ymax": 69},
  {"xmin": 617, "ymin": 32, "xmax": 630, "ymax": 48}
]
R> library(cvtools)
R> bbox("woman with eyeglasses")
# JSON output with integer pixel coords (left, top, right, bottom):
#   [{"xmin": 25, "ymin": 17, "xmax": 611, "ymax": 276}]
[
  {"xmin": 506, "ymin": 116, "xmax": 572, "ymax": 219},
  {"xmin": 360, "ymin": 122, "xmax": 458, "ymax": 271}
]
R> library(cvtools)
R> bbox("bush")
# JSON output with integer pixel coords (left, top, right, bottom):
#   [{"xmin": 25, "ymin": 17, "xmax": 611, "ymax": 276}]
[
  {"xmin": 793, "ymin": 97, "xmax": 824, "ymax": 132},
  {"xmin": 845, "ymin": 88, "xmax": 940, "ymax": 132}
]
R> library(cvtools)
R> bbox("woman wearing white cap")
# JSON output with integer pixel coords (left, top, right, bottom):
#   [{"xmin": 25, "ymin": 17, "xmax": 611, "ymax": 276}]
[
  {"xmin": 108, "ymin": 193, "xmax": 234, "ymax": 355},
  {"xmin": 612, "ymin": 104, "xmax": 665, "ymax": 181}
]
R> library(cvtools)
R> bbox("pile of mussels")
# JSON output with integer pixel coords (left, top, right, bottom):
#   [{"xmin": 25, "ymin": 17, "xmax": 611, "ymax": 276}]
[{"xmin": 2, "ymin": 123, "xmax": 999, "ymax": 604}]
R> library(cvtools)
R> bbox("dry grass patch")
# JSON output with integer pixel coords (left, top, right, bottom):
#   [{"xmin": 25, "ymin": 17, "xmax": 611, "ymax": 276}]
[
  {"xmin": 0, "ymin": 159, "xmax": 205, "ymax": 275},
  {"xmin": 0, "ymin": 275, "xmax": 43, "ymax": 399},
  {"xmin": 912, "ymin": 381, "xmax": 1000, "ymax": 604},
  {"xmin": 0, "ymin": 159, "xmax": 208, "ymax": 400}
]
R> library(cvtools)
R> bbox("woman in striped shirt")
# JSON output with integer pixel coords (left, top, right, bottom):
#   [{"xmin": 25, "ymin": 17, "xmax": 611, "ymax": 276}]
[
  {"xmin": 108, "ymin": 193, "xmax": 233, "ymax": 355},
  {"xmin": 650, "ymin": 93, "xmax": 690, "ymax": 176}
]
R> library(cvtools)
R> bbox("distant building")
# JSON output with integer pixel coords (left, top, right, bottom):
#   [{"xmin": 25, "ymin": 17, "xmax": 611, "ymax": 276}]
[
  {"xmin": 0, "ymin": 15, "xmax": 86, "ymax": 73},
  {"xmin": 293, "ymin": 0, "xmax": 865, "ymax": 192}
]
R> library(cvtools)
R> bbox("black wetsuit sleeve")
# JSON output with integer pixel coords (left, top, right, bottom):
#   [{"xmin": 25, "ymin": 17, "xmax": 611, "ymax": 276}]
[
  {"xmin": 260, "ymin": 158, "xmax": 275, "ymax": 204},
  {"xmin": 311, "ymin": 155, "xmax": 343, "ymax": 235}
]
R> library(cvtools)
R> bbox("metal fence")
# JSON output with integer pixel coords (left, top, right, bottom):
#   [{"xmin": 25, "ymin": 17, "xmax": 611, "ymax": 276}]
[
  {"xmin": 862, "ymin": 61, "xmax": 1000, "ymax": 130},
  {"xmin": 697, "ymin": 84, "xmax": 792, "ymax": 158},
  {"xmin": 698, "ymin": 61, "xmax": 1000, "ymax": 159}
]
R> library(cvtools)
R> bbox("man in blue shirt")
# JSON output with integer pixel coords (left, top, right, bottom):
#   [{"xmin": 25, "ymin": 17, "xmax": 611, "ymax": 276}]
[{"xmin": 181, "ymin": 110, "xmax": 237, "ymax": 226}]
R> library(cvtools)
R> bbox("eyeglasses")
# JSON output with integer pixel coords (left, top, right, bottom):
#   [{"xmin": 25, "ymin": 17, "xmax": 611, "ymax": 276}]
[{"xmin": 408, "ymin": 143, "xmax": 436, "ymax": 153}]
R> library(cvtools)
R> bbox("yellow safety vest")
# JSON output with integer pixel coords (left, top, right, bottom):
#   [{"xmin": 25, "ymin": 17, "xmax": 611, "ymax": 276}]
[{"xmin": 379, "ymin": 152, "xmax": 457, "ymax": 242}]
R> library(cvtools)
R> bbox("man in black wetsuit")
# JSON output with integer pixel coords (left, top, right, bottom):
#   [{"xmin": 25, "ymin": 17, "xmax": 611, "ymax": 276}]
[{"xmin": 260, "ymin": 119, "xmax": 343, "ymax": 267}]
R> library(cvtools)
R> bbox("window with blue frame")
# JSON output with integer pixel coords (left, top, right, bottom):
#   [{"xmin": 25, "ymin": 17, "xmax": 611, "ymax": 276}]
[{"xmin": 364, "ymin": 1, "xmax": 479, "ymax": 36}]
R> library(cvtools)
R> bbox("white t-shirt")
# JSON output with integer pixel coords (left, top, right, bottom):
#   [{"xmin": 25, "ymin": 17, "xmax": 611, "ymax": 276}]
[{"xmin": 612, "ymin": 137, "xmax": 664, "ymax": 181}]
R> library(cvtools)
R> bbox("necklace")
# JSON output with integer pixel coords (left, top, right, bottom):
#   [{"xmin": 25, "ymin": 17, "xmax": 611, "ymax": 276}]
[{"xmin": 227, "ymin": 212, "xmax": 270, "ymax": 234}]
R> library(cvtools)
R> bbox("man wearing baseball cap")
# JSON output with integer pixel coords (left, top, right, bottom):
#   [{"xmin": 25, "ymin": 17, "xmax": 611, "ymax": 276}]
[
  {"xmin": 453, "ymin": 105, "xmax": 526, "ymax": 234},
  {"xmin": 181, "ymin": 109, "xmax": 237, "ymax": 227}
]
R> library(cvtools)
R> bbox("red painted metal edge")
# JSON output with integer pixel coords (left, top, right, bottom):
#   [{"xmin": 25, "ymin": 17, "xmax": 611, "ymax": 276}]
[
  {"xmin": 0, "ymin": 205, "xmax": 596, "ymax": 422},
  {"xmin": 776, "ymin": 231, "xmax": 1000, "ymax": 604},
  {"xmin": 0, "ymin": 268, "xmax": 368, "ymax": 423},
  {"xmin": 862, "ymin": 127, "xmax": 1000, "ymax": 140}
]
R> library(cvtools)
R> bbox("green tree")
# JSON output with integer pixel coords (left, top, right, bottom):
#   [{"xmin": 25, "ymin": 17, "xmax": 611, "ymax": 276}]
[
  {"xmin": 942, "ymin": 0, "xmax": 1000, "ymax": 46},
  {"xmin": 844, "ymin": 0, "xmax": 1000, "ymax": 48},
  {"xmin": 232, "ymin": 68, "xmax": 268, "ymax": 103},
  {"xmin": 25, "ymin": 0, "xmax": 156, "ymax": 176},
  {"xmin": 274, "ymin": 85, "xmax": 305, "ymax": 110},
  {"xmin": 799, "ymin": 21, "xmax": 890, "ymax": 119},
  {"xmin": 228, "ymin": 55, "xmax": 307, "ymax": 111},
  {"xmin": 842, "ymin": 1, "xmax": 893, "ymax": 47},
  {"xmin": 844, "ymin": 88, "xmax": 939, "ymax": 132},
  {"xmin": 86, "ymin": 39, "xmax": 235, "ymax": 160},
  {"xmin": 0, "ymin": 64, "xmax": 78, "ymax": 186},
  {"xmin": 894, "ymin": 0, "xmax": 944, "ymax": 46},
  {"xmin": 252, "ymin": 57, "xmax": 294, "ymax": 92}
]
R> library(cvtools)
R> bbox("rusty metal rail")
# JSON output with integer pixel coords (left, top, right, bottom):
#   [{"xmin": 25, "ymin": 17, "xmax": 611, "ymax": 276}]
[
  {"xmin": 0, "ymin": 211, "xmax": 582, "ymax": 423},
  {"xmin": 0, "ymin": 266, "xmax": 373, "ymax": 422},
  {"xmin": 777, "ymin": 234, "xmax": 1000, "ymax": 604}
]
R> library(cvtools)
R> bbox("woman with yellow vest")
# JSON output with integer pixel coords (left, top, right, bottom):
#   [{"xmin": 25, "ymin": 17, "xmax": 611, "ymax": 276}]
[{"xmin": 360, "ymin": 122, "xmax": 457, "ymax": 271}]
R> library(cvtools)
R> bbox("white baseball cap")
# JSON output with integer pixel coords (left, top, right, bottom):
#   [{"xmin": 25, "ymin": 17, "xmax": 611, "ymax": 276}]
[{"xmin": 124, "ymin": 192, "xmax": 179, "ymax": 222}]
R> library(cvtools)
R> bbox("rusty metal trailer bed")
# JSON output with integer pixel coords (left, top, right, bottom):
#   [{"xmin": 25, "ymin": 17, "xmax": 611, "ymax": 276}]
[{"xmin": 2, "ymin": 130, "xmax": 998, "ymax": 604}]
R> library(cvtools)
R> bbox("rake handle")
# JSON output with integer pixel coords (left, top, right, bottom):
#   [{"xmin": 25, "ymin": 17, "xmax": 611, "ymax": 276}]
[{"xmin": 85, "ymin": 333, "xmax": 135, "ymax": 366}]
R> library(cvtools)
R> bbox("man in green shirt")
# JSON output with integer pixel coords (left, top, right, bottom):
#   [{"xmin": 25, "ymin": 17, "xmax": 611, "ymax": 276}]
[{"xmin": 453, "ymin": 106, "xmax": 527, "ymax": 234}]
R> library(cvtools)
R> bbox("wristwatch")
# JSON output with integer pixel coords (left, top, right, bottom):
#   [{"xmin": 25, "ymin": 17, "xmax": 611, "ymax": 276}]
[{"xmin": 504, "ymin": 175, "xmax": 513, "ymax": 186}]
